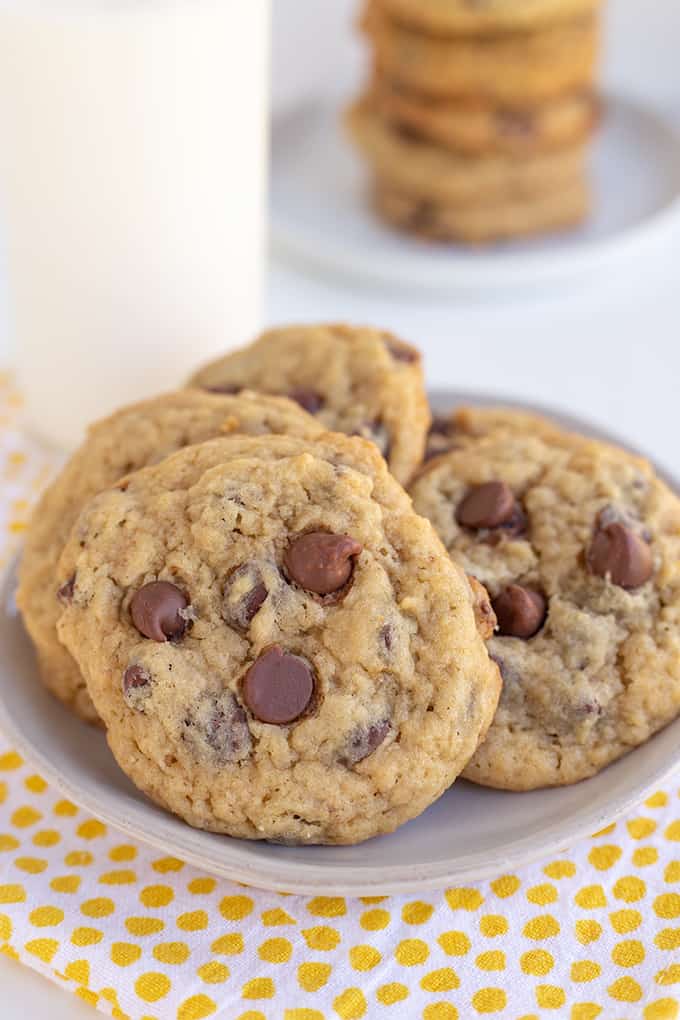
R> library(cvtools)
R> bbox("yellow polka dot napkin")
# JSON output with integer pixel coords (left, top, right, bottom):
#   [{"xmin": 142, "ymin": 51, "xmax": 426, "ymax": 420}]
[{"xmin": 0, "ymin": 378, "xmax": 679, "ymax": 1020}]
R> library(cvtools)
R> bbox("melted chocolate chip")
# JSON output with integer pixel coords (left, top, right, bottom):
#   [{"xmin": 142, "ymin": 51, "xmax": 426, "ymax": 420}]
[
  {"xmin": 284, "ymin": 532, "xmax": 362, "ymax": 597},
  {"xmin": 424, "ymin": 415, "xmax": 459, "ymax": 461},
  {"xmin": 492, "ymin": 585, "xmax": 546, "ymax": 639},
  {"xmin": 496, "ymin": 503, "xmax": 527, "ymax": 538},
  {"xmin": 587, "ymin": 521, "xmax": 653, "ymax": 590},
  {"xmin": 497, "ymin": 109, "xmax": 536, "ymax": 138},
  {"xmin": 185, "ymin": 692, "xmax": 252, "ymax": 764},
  {"xmin": 481, "ymin": 503, "xmax": 528, "ymax": 546},
  {"xmin": 242, "ymin": 646, "xmax": 315, "ymax": 725},
  {"xmin": 122, "ymin": 664, "xmax": 152, "ymax": 709},
  {"xmin": 429, "ymin": 415, "xmax": 454, "ymax": 438},
  {"xmin": 380, "ymin": 623, "xmax": 394, "ymax": 652},
  {"xmin": 288, "ymin": 389, "xmax": 324, "ymax": 414},
  {"xmin": 57, "ymin": 576, "xmax": 75, "ymax": 604},
  {"xmin": 457, "ymin": 481, "xmax": 517, "ymax": 530},
  {"xmin": 130, "ymin": 581, "xmax": 189, "ymax": 642},
  {"xmin": 345, "ymin": 720, "xmax": 391, "ymax": 765},
  {"xmin": 123, "ymin": 664, "xmax": 150, "ymax": 694},
  {"xmin": 408, "ymin": 199, "xmax": 438, "ymax": 234},
  {"xmin": 576, "ymin": 700, "xmax": 602, "ymax": 717},
  {"xmin": 222, "ymin": 564, "xmax": 268, "ymax": 630},
  {"xmin": 394, "ymin": 122, "xmax": 425, "ymax": 144}
]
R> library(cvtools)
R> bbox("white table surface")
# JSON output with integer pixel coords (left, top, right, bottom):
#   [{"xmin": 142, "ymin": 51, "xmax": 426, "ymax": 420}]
[{"xmin": 1, "ymin": 0, "xmax": 679, "ymax": 1014}]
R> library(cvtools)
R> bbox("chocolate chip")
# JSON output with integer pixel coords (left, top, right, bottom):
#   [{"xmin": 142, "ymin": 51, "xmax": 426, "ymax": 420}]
[
  {"xmin": 288, "ymin": 389, "xmax": 324, "ymax": 414},
  {"xmin": 185, "ymin": 692, "xmax": 252, "ymax": 763},
  {"xmin": 586, "ymin": 522, "xmax": 653, "ymax": 589},
  {"xmin": 222, "ymin": 564, "xmax": 268, "ymax": 630},
  {"xmin": 242, "ymin": 645, "xmax": 315, "ymax": 725},
  {"xmin": 424, "ymin": 416, "xmax": 459, "ymax": 461},
  {"xmin": 429, "ymin": 415, "xmax": 454, "ymax": 438},
  {"xmin": 492, "ymin": 585, "xmax": 546, "ymax": 639},
  {"xmin": 482, "ymin": 503, "xmax": 527, "ymax": 544},
  {"xmin": 457, "ymin": 481, "xmax": 517, "ymax": 530},
  {"xmin": 344, "ymin": 719, "xmax": 391, "ymax": 765},
  {"xmin": 123, "ymin": 664, "xmax": 150, "ymax": 694},
  {"xmin": 122, "ymin": 664, "xmax": 152, "ymax": 709},
  {"xmin": 57, "ymin": 576, "xmax": 75, "ymax": 604},
  {"xmin": 384, "ymin": 336, "xmax": 418, "ymax": 363},
  {"xmin": 576, "ymin": 700, "xmax": 602, "ymax": 717},
  {"xmin": 499, "ymin": 503, "xmax": 527, "ymax": 537},
  {"xmin": 130, "ymin": 581, "xmax": 189, "ymax": 642},
  {"xmin": 284, "ymin": 532, "xmax": 362, "ymax": 597},
  {"xmin": 380, "ymin": 623, "xmax": 394, "ymax": 652},
  {"xmin": 407, "ymin": 199, "xmax": 438, "ymax": 234},
  {"xmin": 497, "ymin": 109, "xmax": 535, "ymax": 138},
  {"xmin": 243, "ymin": 583, "xmax": 267, "ymax": 621},
  {"xmin": 394, "ymin": 122, "xmax": 425, "ymax": 144}
]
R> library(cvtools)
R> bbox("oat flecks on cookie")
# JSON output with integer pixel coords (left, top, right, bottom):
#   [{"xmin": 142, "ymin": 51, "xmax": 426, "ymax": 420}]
[
  {"xmin": 17, "ymin": 390, "xmax": 322, "ymax": 724},
  {"xmin": 187, "ymin": 324, "xmax": 431, "ymax": 486},
  {"xmin": 56, "ymin": 433, "xmax": 500, "ymax": 845},
  {"xmin": 410, "ymin": 407, "xmax": 680, "ymax": 791}
]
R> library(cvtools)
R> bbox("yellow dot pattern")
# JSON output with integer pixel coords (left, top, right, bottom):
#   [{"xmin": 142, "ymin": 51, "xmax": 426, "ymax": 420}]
[
  {"xmin": 0, "ymin": 753, "xmax": 676, "ymax": 1020},
  {"xmin": 0, "ymin": 407, "xmax": 677, "ymax": 1019}
]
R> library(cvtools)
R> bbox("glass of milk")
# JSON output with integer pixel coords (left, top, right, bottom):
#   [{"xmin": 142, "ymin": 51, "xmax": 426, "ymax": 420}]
[{"xmin": 0, "ymin": 0, "xmax": 270, "ymax": 449}]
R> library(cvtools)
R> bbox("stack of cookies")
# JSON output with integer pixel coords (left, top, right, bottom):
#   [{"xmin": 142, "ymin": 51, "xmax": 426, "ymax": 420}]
[
  {"xmin": 347, "ymin": 0, "xmax": 603, "ymax": 243},
  {"xmin": 17, "ymin": 325, "xmax": 680, "ymax": 846}
]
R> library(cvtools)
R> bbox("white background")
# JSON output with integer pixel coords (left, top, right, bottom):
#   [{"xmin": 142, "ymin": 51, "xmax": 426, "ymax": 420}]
[{"xmin": 1, "ymin": 0, "xmax": 679, "ymax": 1013}]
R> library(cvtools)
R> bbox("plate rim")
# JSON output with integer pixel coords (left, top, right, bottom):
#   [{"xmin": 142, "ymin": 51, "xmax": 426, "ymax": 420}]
[
  {"xmin": 1, "ymin": 389, "xmax": 680, "ymax": 895},
  {"xmin": 271, "ymin": 91, "xmax": 680, "ymax": 296}
]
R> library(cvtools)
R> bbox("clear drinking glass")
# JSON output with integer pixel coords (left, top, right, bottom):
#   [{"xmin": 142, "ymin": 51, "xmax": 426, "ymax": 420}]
[{"xmin": 0, "ymin": 0, "xmax": 270, "ymax": 448}]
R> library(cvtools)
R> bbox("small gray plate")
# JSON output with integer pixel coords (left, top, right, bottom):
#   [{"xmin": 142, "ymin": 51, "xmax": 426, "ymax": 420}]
[{"xmin": 0, "ymin": 392, "xmax": 678, "ymax": 895}]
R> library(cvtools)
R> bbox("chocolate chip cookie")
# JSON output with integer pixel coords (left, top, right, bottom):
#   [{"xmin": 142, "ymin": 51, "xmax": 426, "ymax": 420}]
[
  {"xmin": 364, "ymin": 7, "xmax": 600, "ymax": 103},
  {"xmin": 56, "ymin": 433, "xmax": 500, "ymax": 844},
  {"xmin": 376, "ymin": 0, "xmax": 601, "ymax": 36},
  {"xmin": 347, "ymin": 100, "xmax": 589, "ymax": 205},
  {"xmin": 18, "ymin": 390, "xmax": 322, "ymax": 724},
  {"xmin": 188, "ymin": 324, "xmax": 430, "ymax": 485},
  {"xmin": 370, "ymin": 80, "xmax": 599, "ymax": 156},
  {"xmin": 410, "ymin": 412, "xmax": 680, "ymax": 790},
  {"xmin": 373, "ymin": 179, "xmax": 588, "ymax": 243}
]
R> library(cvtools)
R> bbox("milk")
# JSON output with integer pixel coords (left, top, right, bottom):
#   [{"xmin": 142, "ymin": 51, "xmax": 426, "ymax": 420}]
[{"xmin": 0, "ymin": 0, "xmax": 270, "ymax": 448}]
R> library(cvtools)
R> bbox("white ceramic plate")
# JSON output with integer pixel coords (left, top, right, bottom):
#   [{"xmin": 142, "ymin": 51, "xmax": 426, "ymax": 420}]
[
  {"xmin": 1, "ymin": 392, "xmax": 679, "ymax": 896},
  {"xmin": 270, "ymin": 93, "xmax": 680, "ymax": 295}
]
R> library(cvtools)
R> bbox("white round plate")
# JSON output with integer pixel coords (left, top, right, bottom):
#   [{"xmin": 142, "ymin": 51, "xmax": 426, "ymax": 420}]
[
  {"xmin": 271, "ymin": 93, "xmax": 680, "ymax": 295},
  {"xmin": 1, "ymin": 392, "xmax": 679, "ymax": 896}
]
